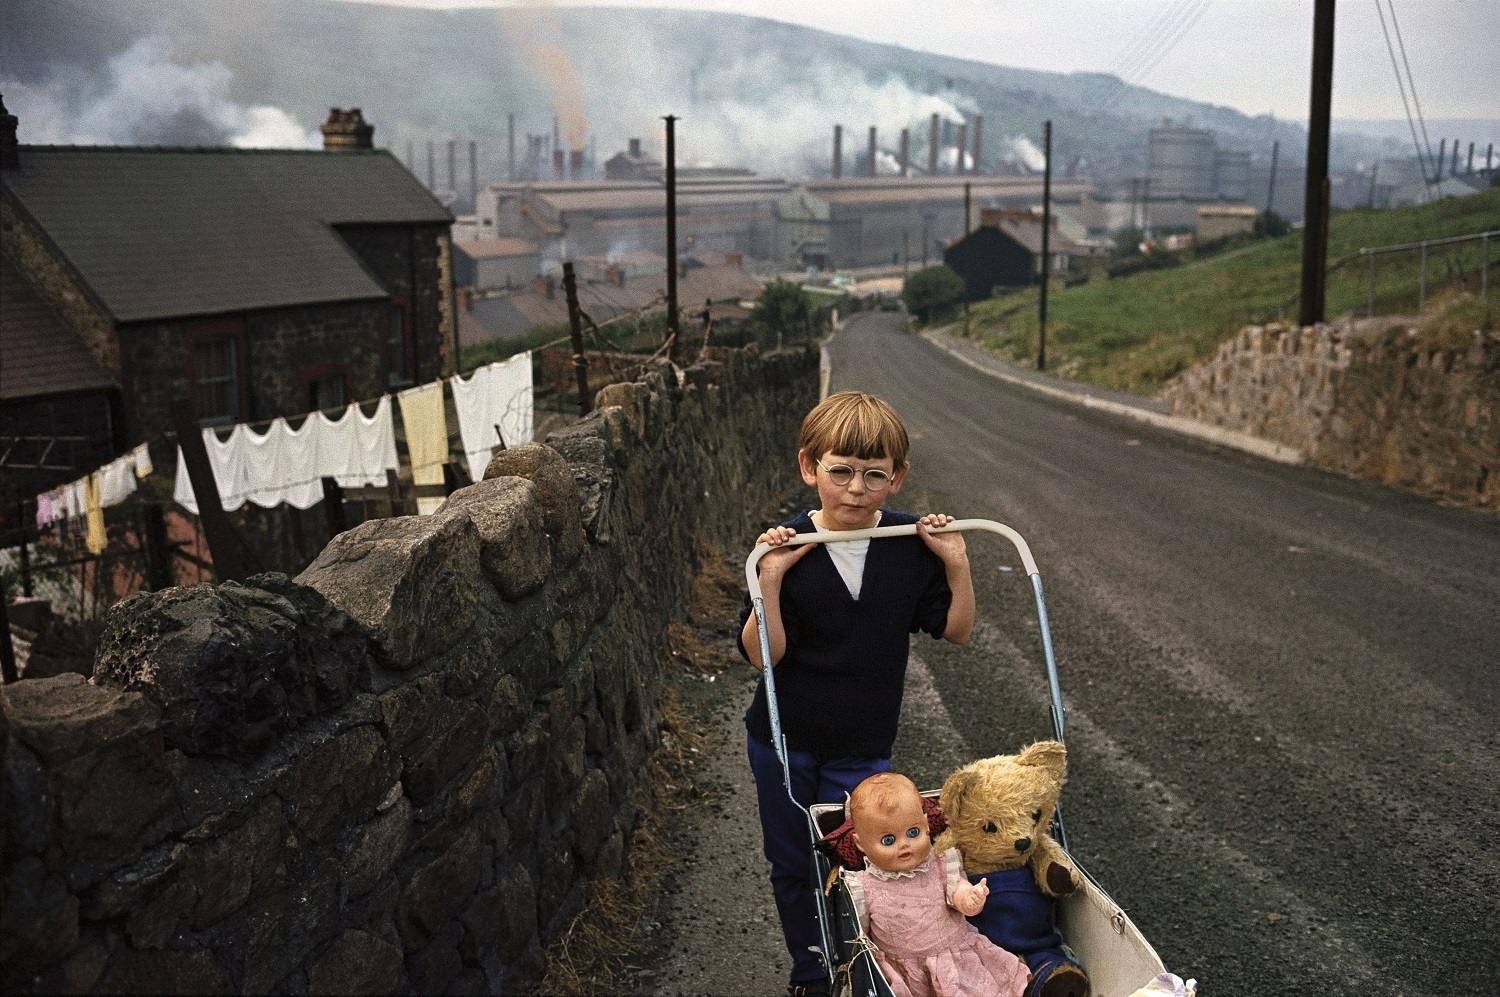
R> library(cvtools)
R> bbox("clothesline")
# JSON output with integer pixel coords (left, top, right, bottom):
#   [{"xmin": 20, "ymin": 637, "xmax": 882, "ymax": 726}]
[{"xmin": 32, "ymin": 444, "xmax": 154, "ymax": 553}]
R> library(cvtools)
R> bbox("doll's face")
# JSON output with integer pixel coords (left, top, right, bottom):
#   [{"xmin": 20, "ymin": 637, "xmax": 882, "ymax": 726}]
[{"xmin": 852, "ymin": 791, "xmax": 931, "ymax": 873}]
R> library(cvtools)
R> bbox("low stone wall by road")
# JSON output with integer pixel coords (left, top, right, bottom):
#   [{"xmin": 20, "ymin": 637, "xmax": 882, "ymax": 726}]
[
  {"xmin": 1162, "ymin": 318, "xmax": 1499, "ymax": 511},
  {"xmin": 0, "ymin": 346, "xmax": 817, "ymax": 994}
]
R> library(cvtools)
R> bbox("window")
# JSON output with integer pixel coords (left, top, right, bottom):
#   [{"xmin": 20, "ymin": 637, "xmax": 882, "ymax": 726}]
[
  {"xmin": 388, "ymin": 297, "xmax": 414, "ymax": 387},
  {"xmin": 193, "ymin": 337, "xmax": 240, "ymax": 424},
  {"xmin": 309, "ymin": 372, "xmax": 347, "ymax": 411}
]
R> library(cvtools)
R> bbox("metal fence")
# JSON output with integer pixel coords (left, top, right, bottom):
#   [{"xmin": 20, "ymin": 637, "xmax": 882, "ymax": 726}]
[{"xmin": 1356, "ymin": 228, "xmax": 1497, "ymax": 316}]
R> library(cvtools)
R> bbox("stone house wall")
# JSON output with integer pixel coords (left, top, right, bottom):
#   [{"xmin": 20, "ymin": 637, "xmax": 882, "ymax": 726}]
[
  {"xmin": 0, "ymin": 344, "xmax": 818, "ymax": 994},
  {"xmin": 335, "ymin": 223, "xmax": 454, "ymax": 385},
  {"xmin": 1161, "ymin": 318, "xmax": 1499, "ymax": 511}
]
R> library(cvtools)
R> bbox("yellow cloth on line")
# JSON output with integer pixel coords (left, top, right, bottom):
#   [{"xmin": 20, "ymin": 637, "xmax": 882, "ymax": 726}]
[
  {"xmin": 397, "ymin": 380, "xmax": 449, "ymax": 516},
  {"xmin": 84, "ymin": 473, "xmax": 107, "ymax": 554}
]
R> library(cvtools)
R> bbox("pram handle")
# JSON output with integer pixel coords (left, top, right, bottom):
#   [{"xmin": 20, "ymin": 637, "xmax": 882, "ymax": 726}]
[{"xmin": 745, "ymin": 520, "xmax": 1068, "ymax": 843}]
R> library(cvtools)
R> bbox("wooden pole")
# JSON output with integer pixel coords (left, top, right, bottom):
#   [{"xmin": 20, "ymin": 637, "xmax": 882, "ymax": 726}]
[
  {"xmin": 1038, "ymin": 120, "xmax": 1053, "ymax": 372},
  {"xmin": 15, "ymin": 498, "xmax": 32, "ymax": 596},
  {"xmin": 169, "ymin": 400, "xmax": 246, "ymax": 583},
  {"xmin": 142, "ymin": 501, "xmax": 174, "ymax": 590},
  {"xmin": 1298, "ymin": 0, "xmax": 1336, "ymax": 327},
  {"xmin": 0, "ymin": 594, "xmax": 16, "ymax": 684},
  {"xmin": 562, "ymin": 261, "xmax": 591, "ymax": 415},
  {"xmin": 663, "ymin": 114, "xmax": 681, "ymax": 363},
  {"xmin": 321, "ymin": 478, "xmax": 346, "ymax": 538}
]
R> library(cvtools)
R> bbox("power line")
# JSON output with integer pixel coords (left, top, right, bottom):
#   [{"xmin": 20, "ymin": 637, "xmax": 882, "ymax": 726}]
[
  {"xmin": 1386, "ymin": 0, "xmax": 1437, "ymax": 180},
  {"xmin": 1374, "ymin": 0, "xmax": 1434, "ymax": 188},
  {"xmin": 1110, "ymin": 0, "xmax": 1196, "ymax": 80},
  {"xmin": 1126, "ymin": 1, "xmax": 1215, "ymax": 86}
]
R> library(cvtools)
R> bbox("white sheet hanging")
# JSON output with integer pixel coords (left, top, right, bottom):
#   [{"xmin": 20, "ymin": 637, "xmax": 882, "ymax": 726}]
[
  {"xmin": 174, "ymin": 425, "xmax": 249, "ymax": 514},
  {"xmin": 315, "ymin": 395, "xmax": 399, "ymax": 488},
  {"xmin": 451, "ymin": 352, "xmax": 534, "ymax": 482},
  {"xmin": 96, "ymin": 453, "xmax": 139, "ymax": 508}
]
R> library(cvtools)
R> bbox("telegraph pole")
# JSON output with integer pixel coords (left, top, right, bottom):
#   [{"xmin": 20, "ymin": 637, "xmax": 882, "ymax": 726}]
[
  {"xmin": 663, "ymin": 114, "xmax": 681, "ymax": 361},
  {"xmin": 1038, "ymin": 120, "xmax": 1052, "ymax": 372},
  {"xmin": 1299, "ymin": 0, "xmax": 1336, "ymax": 326}
]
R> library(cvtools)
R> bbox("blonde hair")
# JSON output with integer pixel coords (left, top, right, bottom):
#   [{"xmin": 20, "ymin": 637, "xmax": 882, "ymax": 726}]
[
  {"xmin": 849, "ymin": 772, "xmax": 921, "ymax": 826},
  {"xmin": 799, "ymin": 391, "xmax": 910, "ymax": 468}
]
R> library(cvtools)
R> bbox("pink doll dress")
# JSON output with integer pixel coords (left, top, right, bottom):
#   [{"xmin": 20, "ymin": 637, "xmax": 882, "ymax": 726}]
[{"xmin": 847, "ymin": 847, "xmax": 1030, "ymax": 997}]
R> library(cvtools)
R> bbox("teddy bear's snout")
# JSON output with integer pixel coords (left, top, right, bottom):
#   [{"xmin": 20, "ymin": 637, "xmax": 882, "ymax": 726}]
[{"xmin": 1014, "ymin": 837, "xmax": 1032, "ymax": 853}]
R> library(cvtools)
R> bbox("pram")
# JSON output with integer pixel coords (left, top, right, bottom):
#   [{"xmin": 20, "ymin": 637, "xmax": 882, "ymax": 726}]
[{"xmin": 746, "ymin": 519, "xmax": 1188, "ymax": 997}]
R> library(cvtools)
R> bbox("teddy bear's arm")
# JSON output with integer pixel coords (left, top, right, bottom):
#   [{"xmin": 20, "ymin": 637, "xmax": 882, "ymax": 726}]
[{"xmin": 1030, "ymin": 835, "xmax": 1081, "ymax": 897}]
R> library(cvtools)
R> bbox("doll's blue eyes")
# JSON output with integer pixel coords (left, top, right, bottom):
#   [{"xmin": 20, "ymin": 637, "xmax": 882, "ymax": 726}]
[
  {"xmin": 881, "ymin": 834, "xmax": 896, "ymax": 846},
  {"xmin": 906, "ymin": 826, "xmax": 921, "ymax": 839}
]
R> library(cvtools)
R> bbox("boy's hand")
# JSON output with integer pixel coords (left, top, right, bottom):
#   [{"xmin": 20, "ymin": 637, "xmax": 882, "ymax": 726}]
[
  {"xmin": 755, "ymin": 526, "xmax": 816, "ymax": 582},
  {"xmin": 915, "ymin": 514, "xmax": 967, "ymax": 566}
]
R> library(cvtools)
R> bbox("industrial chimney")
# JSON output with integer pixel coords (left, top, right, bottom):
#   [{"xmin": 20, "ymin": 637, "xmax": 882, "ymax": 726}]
[
  {"xmin": 867, "ymin": 126, "xmax": 877, "ymax": 178},
  {"xmin": 320, "ymin": 108, "xmax": 374, "ymax": 151},
  {"xmin": 569, "ymin": 148, "xmax": 584, "ymax": 181},
  {"xmin": 955, "ymin": 123, "xmax": 967, "ymax": 176},
  {"xmin": 899, "ymin": 128, "xmax": 910, "ymax": 177},
  {"xmin": 552, "ymin": 148, "xmax": 565, "ymax": 181},
  {"xmin": 972, "ymin": 114, "xmax": 984, "ymax": 176},
  {"xmin": 629, "ymin": 137, "xmax": 642, "ymax": 158},
  {"xmin": 833, "ymin": 124, "xmax": 843, "ymax": 179},
  {"xmin": 0, "ymin": 94, "xmax": 17, "ymax": 169},
  {"xmin": 928, "ymin": 114, "xmax": 939, "ymax": 176}
]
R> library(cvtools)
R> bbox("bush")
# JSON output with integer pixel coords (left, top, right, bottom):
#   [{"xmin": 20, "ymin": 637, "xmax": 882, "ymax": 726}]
[
  {"xmin": 751, "ymin": 278, "xmax": 811, "ymax": 346},
  {"xmin": 901, "ymin": 264, "xmax": 965, "ymax": 321}
]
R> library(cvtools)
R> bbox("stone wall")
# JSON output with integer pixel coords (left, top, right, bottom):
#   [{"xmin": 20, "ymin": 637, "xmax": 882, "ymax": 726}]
[
  {"xmin": 0, "ymin": 345, "xmax": 819, "ymax": 994},
  {"xmin": 1162, "ymin": 318, "xmax": 1499, "ymax": 510}
]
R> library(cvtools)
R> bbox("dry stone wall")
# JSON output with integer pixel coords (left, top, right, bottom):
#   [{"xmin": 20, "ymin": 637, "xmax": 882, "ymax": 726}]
[
  {"xmin": 0, "ymin": 346, "xmax": 818, "ymax": 994},
  {"xmin": 1162, "ymin": 319, "xmax": 1499, "ymax": 511}
]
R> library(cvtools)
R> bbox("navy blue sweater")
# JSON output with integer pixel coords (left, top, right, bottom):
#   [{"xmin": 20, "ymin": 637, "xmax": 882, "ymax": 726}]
[{"xmin": 739, "ymin": 510, "xmax": 952, "ymax": 760}]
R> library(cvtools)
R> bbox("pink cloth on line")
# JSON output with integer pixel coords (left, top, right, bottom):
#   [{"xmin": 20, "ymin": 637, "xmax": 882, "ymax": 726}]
[{"xmin": 852, "ymin": 849, "xmax": 1029, "ymax": 997}]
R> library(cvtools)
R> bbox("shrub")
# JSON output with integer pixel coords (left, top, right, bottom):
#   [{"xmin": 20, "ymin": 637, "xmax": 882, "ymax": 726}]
[{"xmin": 901, "ymin": 264, "xmax": 965, "ymax": 321}]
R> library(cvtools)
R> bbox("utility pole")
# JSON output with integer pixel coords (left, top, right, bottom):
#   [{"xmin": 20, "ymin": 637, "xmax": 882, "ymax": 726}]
[
  {"xmin": 1038, "ymin": 120, "xmax": 1052, "ymax": 372},
  {"xmin": 1266, "ymin": 139, "xmax": 1280, "ymax": 217},
  {"xmin": 663, "ymin": 114, "xmax": 681, "ymax": 362},
  {"xmin": 1299, "ymin": 0, "xmax": 1335, "ymax": 327},
  {"xmin": 507, "ymin": 113, "xmax": 515, "ymax": 182},
  {"xmin": 562, "ymin": 262, "xmax": 591, "ymax": 415}
]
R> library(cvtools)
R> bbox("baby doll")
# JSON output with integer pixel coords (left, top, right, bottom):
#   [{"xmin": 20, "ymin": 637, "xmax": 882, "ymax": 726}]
[{"xmin": 846, "ymin": 773, "xmax": 1031, "ymax": 997}]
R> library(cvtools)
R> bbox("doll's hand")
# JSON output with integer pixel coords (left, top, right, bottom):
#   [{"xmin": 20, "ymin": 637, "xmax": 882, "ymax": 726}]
[
  {"xmin": 951, "ymin": 877, "xmax": 989, "ymax": 917},
  {"xmin": 756, "ymin": 526, "xmax": 815, "ymax": 582},
  {"xmin": 916, "ymin": 514, "xmax": 967, "ymax": 567}
]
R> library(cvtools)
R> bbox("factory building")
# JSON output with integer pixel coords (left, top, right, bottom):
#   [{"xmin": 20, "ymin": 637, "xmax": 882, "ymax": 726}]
[{"xmin": 1147, "ymin": 120, "xmax": 1253, "ymax": 202}]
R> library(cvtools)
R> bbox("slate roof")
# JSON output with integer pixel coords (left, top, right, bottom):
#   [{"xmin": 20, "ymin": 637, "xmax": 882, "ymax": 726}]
[
  {"xmin": 2, "ymin": 147, "xmax": 452, "ymax": 324},
  {"xmin": 0, "ymin": 256, "xmax": 116, "ymax": 402}
]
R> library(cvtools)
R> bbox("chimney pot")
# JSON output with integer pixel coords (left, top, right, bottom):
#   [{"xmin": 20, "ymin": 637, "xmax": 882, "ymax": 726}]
[
  {"xmin": 629, "ymin": 138, "xmax": 641, "ymax": 157},
  {"xmin": 320, "ymin": 107, "xmax": 374, "ymax": 151}
]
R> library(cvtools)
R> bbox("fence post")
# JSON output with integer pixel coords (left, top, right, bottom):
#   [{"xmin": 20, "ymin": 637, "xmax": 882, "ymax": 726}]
[
  {"xmin": 141, "ymin": 501, "xmax": 174, "ymax": 591},
  {"xmin": 1419, "ymin": 242, "xmax": 1428, "ymax": 312},
  {"xmin": 0, "ymin": 595, "xmax": 17, "ymax": 684},
  {"xmin": 1366, "ymin": 251, "xmax": 1375, "ymax": 318},
  {"xmin": 1484, "ymin": 235, "xmax": 1490, "ymax": 300},
  {"xmin": 15, "ymin": 498, "xmax": 32, "ymax": 597},
  {"xmin": 168, "ymin": 400, "xmax": 246, "ymax": 583},
  {"xmin": 321, "ymin": 477, "xmax": 346, "ymax": 537}
]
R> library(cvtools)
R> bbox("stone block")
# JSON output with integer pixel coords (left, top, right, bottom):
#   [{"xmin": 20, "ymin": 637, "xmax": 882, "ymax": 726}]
[
  {"xmin": 92, "ymin": 574, "xmax": 374, "ymax": 759},
  {"xmin": 487, "ymin": 675, "xmax": 525, "ymax": 738},
  {"xmin": 96, "ymin": 946, "xmax": 232, "ymax": 995},
  {"xmin": 571, "ymin": 769, "xmax": 613, "ymax": 864},
  {"xmin": 293, "ymin": 725, "xmax": 389, "ymax": 843},
  {"xmin": 495, "ymin": 864, "xmax": 537, "ymax": 964},
  {"xmin": 61, "ymin": 940, "xmax": 109, "ymax": 993},
  {"xmin": 402, "ymin": 704, "xmax": 488, "ymax": 808},
  {"xmin": 459, "ymin": 886, "xmax": 503, "ymax": 960},
  {"xmin": 482, "ymin": 443, "xmax": 586, "ymax": 567},
  {"xmin": 346, "ymin": 793, "xmax": 412, "ymax": 898},
  {"xmin": 379, "ymin": 674, "xmax": 445, "ymax": 751},
  {"xmin": 406, "ymin": 921, "xmax": 463, "ymax": 994},
  {"xmin": 593, "ymin": 830, "xmax": 625, "ymax": 880},
  {"xmin": 398, "ymin": 828, "xmax": 484, "ymax": 941},
  {"xmin": 193, "ymin": 794, "xmax": 284, "ymax": 929},
  {"xmin": 448, "ymin": 745, "xmax": 500, "ymax": 827},
  {"xmin": 438, "ymin": 477, "xmax": 551, "ymax": 599},
  {"xmin": 4, "ymin": 740, "xmax": 48, "ymax": 856},
  {"xmin": 242, "ymin": 858, "xmax": 340, "ymax": 994},
  {"xmin": 449, "ymin": 967, "xmax": 490, "ymax": 995},
  {"xmin": 307, "ymin": 929, "xmax": 403, "ymax": 996},
  {"xmin": 0, "ymin": 857, "xmax": 79, "ymax": 971},
  {"xmin": 507, "ymin": 718, "xmax": 549, "ymax": 785},
  {"xmin": 537, "ymin": 838, "xmax": 576, "ymax": 929},
  {"xmin": 125, "ymin": 874, "xmax": 194, "ymax": 949},
  {"xmin": 296, "ymin": 512, "xmax": 484, "ymax": 669}
]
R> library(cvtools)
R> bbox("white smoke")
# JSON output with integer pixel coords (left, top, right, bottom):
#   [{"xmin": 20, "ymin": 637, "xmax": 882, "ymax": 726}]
[
  {"xmin": 3, "ymin": 37, "xmax": 318, "ymax": 148},
  {"xmin": 998, "ymin": 133, "xmax": 1047, "ymax": 173}
]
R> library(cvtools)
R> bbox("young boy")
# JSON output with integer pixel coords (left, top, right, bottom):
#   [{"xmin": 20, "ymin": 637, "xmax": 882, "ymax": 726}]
[{"xmin": 737, "ymin": 390, "xmax": 975, "ymax": 997}]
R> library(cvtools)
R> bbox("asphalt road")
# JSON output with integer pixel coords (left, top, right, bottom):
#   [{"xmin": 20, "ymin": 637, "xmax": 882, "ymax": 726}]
[{"xmin": 645, "ymin": 311, "xmax": 1500, "ymax": 997}]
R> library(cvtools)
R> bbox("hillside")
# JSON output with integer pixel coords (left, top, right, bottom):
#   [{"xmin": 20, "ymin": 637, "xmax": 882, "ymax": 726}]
[
  {"xmin": 1, "ymin": 0, "xmax": 1303, "ymax": 183},
  {"xmin": 961, "ymin": 187, "xmax": 1500, "ymax": 395}
]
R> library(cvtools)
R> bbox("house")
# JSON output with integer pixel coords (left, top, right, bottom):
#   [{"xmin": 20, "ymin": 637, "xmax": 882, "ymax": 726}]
[
  {"xmin": 0, "ymin": 104, "xmax": 455, "ymax": 493},
  {"xmin": 1196, "ymin": 204, "xmax": 1259, "ymax": 243},
  {"xmin": 453, "ymin": 237, "xmax": 541, "ymax": 291},
  {"xmin": 943, "ymin": 209, "xmax": 1093, "ymax": 302}
]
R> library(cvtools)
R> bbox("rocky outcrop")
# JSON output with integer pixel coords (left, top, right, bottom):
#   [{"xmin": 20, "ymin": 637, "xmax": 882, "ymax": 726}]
[{"xmin": 0, "ymin": 345, "xmax": 818, "ymax": 994}]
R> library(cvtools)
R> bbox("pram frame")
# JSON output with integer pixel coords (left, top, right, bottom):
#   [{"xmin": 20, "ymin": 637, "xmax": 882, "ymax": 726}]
[{"xmin": 745, "ymin": 519, "xmax": 1175, "ymax": 997}]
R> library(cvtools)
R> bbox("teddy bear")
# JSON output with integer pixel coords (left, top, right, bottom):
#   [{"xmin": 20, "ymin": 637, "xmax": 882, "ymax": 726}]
[{"xmin": 934, "ymin": 740, "xmax": 1091, "ymax": 997}]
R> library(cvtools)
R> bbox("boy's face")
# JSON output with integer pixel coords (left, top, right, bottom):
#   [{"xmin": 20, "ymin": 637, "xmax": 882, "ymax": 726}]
[{"xmin": 798, "ymin": 449, "xmax": 906, "ymax": 531}]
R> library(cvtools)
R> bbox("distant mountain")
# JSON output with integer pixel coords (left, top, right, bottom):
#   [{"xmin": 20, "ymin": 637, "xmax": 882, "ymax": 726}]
[{"xmin": 4, "ymin": 0, "xmax": 1310, "ymax": 185}]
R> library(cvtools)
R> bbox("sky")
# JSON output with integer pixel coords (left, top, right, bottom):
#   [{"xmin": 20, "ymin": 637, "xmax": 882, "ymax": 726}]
[{"xmin": 326, "ymin": 0, "xmax": 1500, "ymax": 123}]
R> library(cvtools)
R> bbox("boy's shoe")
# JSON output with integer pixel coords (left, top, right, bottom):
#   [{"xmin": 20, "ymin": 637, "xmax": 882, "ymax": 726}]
[{"xmin": 787, "ymin": 981, "xmax": 831, "ymax": 997}]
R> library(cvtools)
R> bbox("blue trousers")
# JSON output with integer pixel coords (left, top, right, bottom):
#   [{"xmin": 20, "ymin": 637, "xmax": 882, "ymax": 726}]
[{"xmin": 747, "ymin": 735, "xmax": 890, "ymax": 984}]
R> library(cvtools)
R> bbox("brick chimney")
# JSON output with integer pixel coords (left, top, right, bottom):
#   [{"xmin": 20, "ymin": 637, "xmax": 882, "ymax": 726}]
[
  {"xmin": 628, "ymin": 138, "xmax": 641, "ymax": 158},
  {"xmin": 321, "ymin": 108, "xmax": 374, "ymax": 151},
  {"xmin": 0, "ymin": 94, "xmax": 18, "ymax": 170}
]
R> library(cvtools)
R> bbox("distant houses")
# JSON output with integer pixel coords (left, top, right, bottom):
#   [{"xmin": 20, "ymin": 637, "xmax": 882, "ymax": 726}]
[
  {"xmin": 943, "ymin": 209, "xmax": 1097, "ymax": 302},
  {"xmin": 0, "ymin": 103, "xmax": 455, "ymax": 497}
]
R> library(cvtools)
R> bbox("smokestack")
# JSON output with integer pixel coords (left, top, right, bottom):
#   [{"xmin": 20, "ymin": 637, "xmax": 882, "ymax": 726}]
[
  {"xmin": 469, "ymin": 139, "xmax": 478, "ymax": 208},
  {"xmin": 929, "ymin": 114, "xmax": 939, "ymax": 176},
  {"xmin": 972, "ymin": 115, "xmax": 984, "ymax": 176},
  {"xmin": 427, "ymin": 141, "xmax": 435, "ymax": 189},
  {"xmin": 899, "ymin": 128, "xmax": 910, "ymax": 177},
  {"xmin": 448, "ymin": 139, "xmax": 456, "ymax": 192},
  {"xmin": 553, "ymin": 116, "xmax": 560, "ymax": 153},
  {"xmin": 569, "ymin": 148, "xmax": 584, "ymax": 181},
  {"xmin": 629, "ymin": 137, "xmax": 642, "ymax": 157},
  {"xmin": 868, "ymin": 126, "xmax": 877, "ymax": 178},
  {"xmin": 833, "ymin": 124, "xmax": 843, "ymax": 179},
  {"xmin": 552, "ymin": 148, "xmax": 565, "ymax": 181},
  {"xmin": 406, "ymin": 140, "xmax": 413, "ymax": 171},
  {"xmin": 320, "ymin": 107, "xmax": 374, "ymax": 151},
  {"xmin": 508, "ymin": 114, "xmax": 515, "ymax": 182},
  {"xmin": 956, "ymin": 123, "xmax": 967, "ymax": 176}
]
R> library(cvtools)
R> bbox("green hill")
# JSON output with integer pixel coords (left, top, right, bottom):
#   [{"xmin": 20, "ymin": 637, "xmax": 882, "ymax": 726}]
[{"xmin": 961, "ymin": 187, "xmax": 1500, "ymax": 395}]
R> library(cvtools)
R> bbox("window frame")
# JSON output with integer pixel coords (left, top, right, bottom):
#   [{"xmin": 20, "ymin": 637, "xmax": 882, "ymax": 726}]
[{"xmin": 183, "ymin": 319, "xmax": 250, "ymax": 425}]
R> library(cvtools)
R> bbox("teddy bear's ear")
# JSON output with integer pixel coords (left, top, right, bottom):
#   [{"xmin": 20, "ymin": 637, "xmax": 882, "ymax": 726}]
[
  {"xmin": 1016, "ymin": 740, "xmax": 1067, "ymax": 777},
  {"xmin": 940, "ymin": 768, "xmax": 980, "ymax": 821}
]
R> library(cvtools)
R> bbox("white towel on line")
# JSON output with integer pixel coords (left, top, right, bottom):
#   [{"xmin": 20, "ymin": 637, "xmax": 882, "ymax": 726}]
[{"xmin": 451, "ymin": 352, "xmax": 533, "ymax": 483}]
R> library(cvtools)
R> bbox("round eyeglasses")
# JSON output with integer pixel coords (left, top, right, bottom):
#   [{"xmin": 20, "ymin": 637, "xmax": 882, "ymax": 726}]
[{"xmin": 816, "ymin": 458, "xmax": 894, "ymax": 491}]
